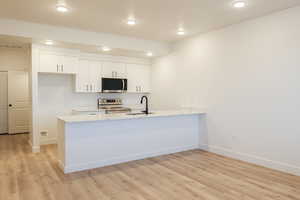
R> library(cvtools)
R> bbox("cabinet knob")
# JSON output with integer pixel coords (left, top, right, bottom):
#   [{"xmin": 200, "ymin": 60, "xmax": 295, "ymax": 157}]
[{"xmin": 9, "ymin": 104, "xmax": 12, "ymax": 107}]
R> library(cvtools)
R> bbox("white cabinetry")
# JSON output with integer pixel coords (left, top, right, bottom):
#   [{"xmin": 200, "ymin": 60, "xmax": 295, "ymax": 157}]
[
  {"xmin": 38, "ymin": 49, "xmax": 151, "ymax": 93},
  {"xmin": 63, "ymin": 56, "xmax": 79, "ymax": 74},
  {"xmin": 127, "ymin": 64, "xmax": 150, "ymax": 93},
  {"xmin": 76, "ymin": 60, "xmax": 101, "ymax": 93},
  {"xmin": 39, "ymin": 52, "xmax": 78, "ymax": 74},
  {"xmin": 102, "ymin": 62, "xmax": 127, "ymax": 78}
]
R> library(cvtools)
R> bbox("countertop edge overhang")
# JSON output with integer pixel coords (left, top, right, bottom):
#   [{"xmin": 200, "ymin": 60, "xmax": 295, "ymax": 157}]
[{"xmin": 58, "ymin": 110, "xmax": 206, "ymax": 123}]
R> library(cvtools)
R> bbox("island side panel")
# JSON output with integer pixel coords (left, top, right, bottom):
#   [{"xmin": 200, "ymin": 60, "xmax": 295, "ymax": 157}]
[
  {"xmin": 57, "ymin": 119, "xmax": 66, "ymax": 171},
  {"xmin": 63, "ymin": 114, "xmax": 201, "ymax": 173}
]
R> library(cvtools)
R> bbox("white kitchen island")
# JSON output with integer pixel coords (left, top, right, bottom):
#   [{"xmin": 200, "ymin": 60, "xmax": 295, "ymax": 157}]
[{"xmin": 57, "ymin": 110, "xmax": 206, "ymax": 173}]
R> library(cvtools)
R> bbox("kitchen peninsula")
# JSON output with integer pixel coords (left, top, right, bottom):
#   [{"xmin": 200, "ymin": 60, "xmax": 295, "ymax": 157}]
[{"xmin": 57, "ymin": 110, "xmax": 205, "ymax": 173}]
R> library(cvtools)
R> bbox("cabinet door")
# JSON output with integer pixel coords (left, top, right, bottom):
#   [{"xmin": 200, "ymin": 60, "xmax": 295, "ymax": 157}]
[
  {"xmin": 127, "ymin": 64, "xmax": 141, "ymax": 93},
  {"xmin": 102, "ymin": 62, "xmax": 126, "ymax": 78},
  {"xmin": 62, "ymin": 56, "xmax": 79, "ymax": 74},
  {"xmin": 89, "ymin": 61, "xmax": 102, "ymax": 92},
  {"xmin": 39, "ymin": 52, "xmax": 78, "ymax": 74},
  {"xmin": 76, "ymin": 60, "xmax": 90, "ymax": 92},
  {"xmin": 127, "ymin": 64, "xmax": 151, "ymax": 93},
  {"xmin": 139, "ymin": 65, "xmax": 151, "ymax": 93},
  {"xmin": 39, "ymin": 53, "xmax": 60, "ymax": 73}
]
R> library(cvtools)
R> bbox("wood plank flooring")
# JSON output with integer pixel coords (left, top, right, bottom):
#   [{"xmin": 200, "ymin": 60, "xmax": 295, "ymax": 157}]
[{"xmin": 1, "ymin": 134, "xmax": 300, "ymax": 200}]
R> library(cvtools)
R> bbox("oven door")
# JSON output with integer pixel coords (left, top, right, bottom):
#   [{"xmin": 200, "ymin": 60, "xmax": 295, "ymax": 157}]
[{"xmin": 102, "ymin": 78, "xmax": 127, "ymax": 93}]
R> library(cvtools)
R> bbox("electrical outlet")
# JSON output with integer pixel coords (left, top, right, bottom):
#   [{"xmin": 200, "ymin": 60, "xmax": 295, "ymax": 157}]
[{"xmin": 40, "ymin": 131, "xmax": 48, "ymax": 137}]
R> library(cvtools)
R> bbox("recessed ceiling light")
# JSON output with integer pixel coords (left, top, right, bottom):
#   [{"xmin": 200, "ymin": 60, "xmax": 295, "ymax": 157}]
[
  {"xmin": 102, "ymin": 46, "xmax": 111, "ymax": 52},
  {"xmin": 45, "ymin": 40, "xmax": 54, "ymax": 45},
  {"xmin": 56, "ymin": 0, "xmax": 69, "ymax": 12},
  {"xmin": 146, "ymin": 52, "xmax": 153, "ymax": 57},
  {"xmin": 127, "ymin": 19, "xmax": 136, "ymax": 26},
  {"xmin": 232, "ymin": 0, "xmax": 247, "ymax": 8},
  {"xmin": 177, "ymin": 29, "xmax": 185, "ymax": 35}
]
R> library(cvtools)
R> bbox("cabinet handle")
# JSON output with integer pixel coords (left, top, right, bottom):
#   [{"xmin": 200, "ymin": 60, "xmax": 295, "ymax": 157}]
[
  {"xmin": 136, "ymin": 86, "xmax": 138, "ymax": 92},
  {"xmin": 86, "ymin": 84, "xmax": 89, "ymax": 91},
  {"xmin": 62, "ymin": 65, "xmax": 64, "ymax": 72},
  {"xmin": 57, "ymin": 64, "xmax": 59, "ymax": 72},
  {"xmin": 115, "ymin": 71, "xmax": 118, "ymax": 77},
  {"xmin": 90, "ymin": 84, "xmax": 92, "ymax": 91},
  {"xmin": 112, "ymin": 71, "xmax": 114, "ymax": 77},
  {"xmin": 139, "ymin": 86, "xmax": 141, "ymax": 92}
]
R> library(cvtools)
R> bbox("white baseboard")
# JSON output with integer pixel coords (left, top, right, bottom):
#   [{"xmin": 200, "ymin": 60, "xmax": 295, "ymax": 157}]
[
  {"xmin": 32, "ymin": 145, "xmax": 40, "ymax": 153},
  {"xmin": 28, "ymin": 138, "xmax": 40, "ymax": 153},
  {"xmin": 63, "ymin": 145, "xmax": 198, "ymax": 173},
  {"xmin": 40, "ymin": 138, "xmax": 57, "ymax": 145},
  {"xmin": 199, "ymin": 144, "xmax": 300, "ymax": 176}
]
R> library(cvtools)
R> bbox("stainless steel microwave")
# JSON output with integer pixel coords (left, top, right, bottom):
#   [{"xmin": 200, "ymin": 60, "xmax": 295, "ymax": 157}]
[{"xmin": 101, "ymin": 78, "xmax": 127, "ymax": 93}]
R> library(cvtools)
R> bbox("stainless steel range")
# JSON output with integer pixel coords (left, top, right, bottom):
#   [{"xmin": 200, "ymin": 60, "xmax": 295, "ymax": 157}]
[{"xmin": 98, "ymin": 98, "xmax": 131, "ymax": 114}]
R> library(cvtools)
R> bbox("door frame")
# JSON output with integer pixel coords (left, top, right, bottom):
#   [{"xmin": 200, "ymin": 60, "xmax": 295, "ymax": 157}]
[{"xmin": 0, "ymin": 71, "xmax": 8, "ymax": 134}]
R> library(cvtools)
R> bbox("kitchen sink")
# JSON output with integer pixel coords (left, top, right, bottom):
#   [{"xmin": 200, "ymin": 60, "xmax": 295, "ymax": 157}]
[{"xmin": 127, "ymin": 112, "xmax": 154, "ymax": 116}]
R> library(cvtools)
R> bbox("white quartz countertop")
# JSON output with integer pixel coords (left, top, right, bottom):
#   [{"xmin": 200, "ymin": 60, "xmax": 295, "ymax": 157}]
[{"xmin": 58, "ymin": 109, "xmax": 205, "ymax": 123}]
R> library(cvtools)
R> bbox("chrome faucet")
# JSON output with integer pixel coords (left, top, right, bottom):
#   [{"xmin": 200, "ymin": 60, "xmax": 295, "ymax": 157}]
[{"xmin": 140, "ymin": 96, "xmax": 149, "ymax": 114}]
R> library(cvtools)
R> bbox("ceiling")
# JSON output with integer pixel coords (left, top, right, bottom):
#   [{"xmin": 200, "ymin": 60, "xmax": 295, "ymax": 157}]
[
  {"xmin": 0, "ymin": 0, "xmax": 299, "ymax": 42},
  {"xmin": 0, "ymin": 34, "xmax": 154, "ymax": 58}
]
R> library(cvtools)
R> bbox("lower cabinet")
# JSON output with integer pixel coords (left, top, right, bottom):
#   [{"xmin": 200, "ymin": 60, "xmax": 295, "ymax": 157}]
[
  {"xmin": 127, "ymin": 64, "xmax": 150, "ymax": 93},
  {"xmin": 76, "ymin": 60, "xmax": 102, "ymax": 93}
]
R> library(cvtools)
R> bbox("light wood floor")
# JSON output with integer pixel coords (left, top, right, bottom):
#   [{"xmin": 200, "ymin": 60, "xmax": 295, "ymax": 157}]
[{"xmin": 1, "ymin": 134, "xmax": 300, "ymax": 200}]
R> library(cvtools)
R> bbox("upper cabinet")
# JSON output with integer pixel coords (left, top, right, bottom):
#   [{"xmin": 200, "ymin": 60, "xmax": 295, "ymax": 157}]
[
  {"xmin": 37, "ymin": 47, "xmax": 151, "ymax": 93},
  {"xmin": 39, "ymin": 52, "xmax": 78, "ymax": 74},
  {"xmin": 76, "ymin": 59, "xmax": 102, "ymax": 93},
  {"xmin": 62, "ymin": 55, "xmax": 79, "ymax": 74},
  {"xmin": 102, "ymin": 62, "xmax": 127, "ymax": 78},
  {"xmin": 127, "ymin": 64, "xmax": 151, "ymax": 93}
]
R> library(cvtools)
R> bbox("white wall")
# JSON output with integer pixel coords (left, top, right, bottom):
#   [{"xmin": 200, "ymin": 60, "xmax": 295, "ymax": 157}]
[
  {"xmin": 0, "ymin": 47, "xmax": 30, "ymax": 71},
  {"xmin": 151, "ymin": 6, "xmax": 300, "ymax": 175},
  {"xmin": 38, "ymin": 74, "xmax": 145, "ymax": 144},
  {"xmin": 38, "ymin": 74, "xmax": 97, "ymax": 144}
]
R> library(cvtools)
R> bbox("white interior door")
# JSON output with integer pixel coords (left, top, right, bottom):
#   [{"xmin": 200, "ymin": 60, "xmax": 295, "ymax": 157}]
[
  {"xmin": 8, "ymin": 71, "xmax": 30, "ymax": 134},
  {"xmin": 0, "ymin": 72, "xmax": 8, "ymax": 134}
]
